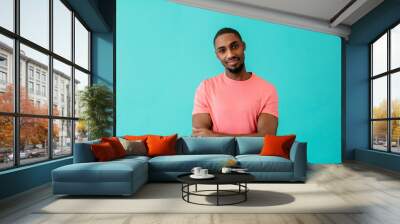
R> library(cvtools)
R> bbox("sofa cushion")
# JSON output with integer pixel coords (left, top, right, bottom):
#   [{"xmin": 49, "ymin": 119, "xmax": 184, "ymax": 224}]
[
  {"xmin": 53, "ymin": 158, "xmax": 147, "ymax": 183},
  {"xmin": 260, "ymin": 135, "xmax": 296, "ymax": 159},
  {"xmin": 73, "ymin": 139, "xmax": 100, "ymax": 163},
  {"xmin": 115, "ymin": 155, "xmax": 150, "ymax": 163},
  {"xmin": 148, "ymin": 154, "xmax": 235, "ymax": 172},
  {"xmin": 119, "ymin": 138, "xmax": 147, "ymax": 156},
  {"xmin": 235, "ymin": 137, "xmax": 263, "ymax": 155},
  {"xmin": 147, "ymin": 134, "xmax": 178, "ymax": 157},
  {"xmin": 91, "ymin": 142, "xmax": 118, "ymax": 161},
  {"xmin": 177, "ymin": 137, "xmax": 235, "ymax": 155},
  {"xmin": 236, "ymin": 155, "xmax": 293, "ymax": 172},
  {"xmin": 101, "ymin": 137, "xmax": 127, "ymax": 158}
]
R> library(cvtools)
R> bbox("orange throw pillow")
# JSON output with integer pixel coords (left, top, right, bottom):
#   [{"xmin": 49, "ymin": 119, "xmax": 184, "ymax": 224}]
[
  {"xmin": 146, "ymin": 134, "xmax": 178, "ymax": 157},
  {"xmin": 91, "ymin": 142, "xmax": 117, "ymax": 161},
  {"xmin": 260, "ymin": 135, "xmax": 296, "ymax": 159},
  {"xmin": 101, "ymin": 137, "xmax": 127, "ymax": 158},
  {"xmin": 124, "ymin": 135, "xmax": 149, "ymax": 141}
]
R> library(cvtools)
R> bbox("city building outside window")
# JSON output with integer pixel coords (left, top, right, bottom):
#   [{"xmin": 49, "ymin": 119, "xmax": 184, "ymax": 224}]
[{"xmin": 0, "ymin": 0, "xmax": 91, "ymax": 170}]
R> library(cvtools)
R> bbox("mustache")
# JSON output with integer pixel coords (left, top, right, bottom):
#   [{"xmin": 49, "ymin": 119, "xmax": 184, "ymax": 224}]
[{"xmin": 226, "ymin": 57, "xmax": 240, "ymax": 62}]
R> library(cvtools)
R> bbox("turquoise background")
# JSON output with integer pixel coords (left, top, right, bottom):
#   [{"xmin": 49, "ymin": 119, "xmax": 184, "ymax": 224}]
[{"xmin": 116, "ymin": 0, "xmax": 341, "ymax": 163}]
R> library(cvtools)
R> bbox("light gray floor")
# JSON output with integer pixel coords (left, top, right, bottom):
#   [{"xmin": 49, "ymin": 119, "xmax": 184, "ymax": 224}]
[{"xmin": 1, "ymin": 162, "xmax": 400, "ymax": 224}]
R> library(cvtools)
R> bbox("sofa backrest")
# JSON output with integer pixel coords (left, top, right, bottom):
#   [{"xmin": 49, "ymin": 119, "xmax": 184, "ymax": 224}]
[
  {"xmin": 73, "ymin": 139, "xmax": 100, "ymax": 163},
  {"xmin": 176, "ymin": 137, "xmax": 236, "ymax": 155},
  {"xmin": 235, "ymin": 137, "xmax": 264, "ymax": 155}
]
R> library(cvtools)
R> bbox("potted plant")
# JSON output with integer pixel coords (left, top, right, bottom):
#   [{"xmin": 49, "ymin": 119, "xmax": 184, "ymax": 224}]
[{"xmin": 79, "ymin": 84, "xmax": 113, "ymax": 140}]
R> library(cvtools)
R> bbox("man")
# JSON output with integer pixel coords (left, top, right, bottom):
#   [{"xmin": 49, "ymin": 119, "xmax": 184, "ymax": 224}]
[{"xmin": 192, "ymin": 27, "xmax": 278, "ymax": 137}]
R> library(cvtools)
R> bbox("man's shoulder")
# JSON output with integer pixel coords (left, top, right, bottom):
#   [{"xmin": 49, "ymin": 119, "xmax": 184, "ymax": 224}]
[{"xmin": 201, "ymin": 73, "xmax": 224, "ymax": 86}]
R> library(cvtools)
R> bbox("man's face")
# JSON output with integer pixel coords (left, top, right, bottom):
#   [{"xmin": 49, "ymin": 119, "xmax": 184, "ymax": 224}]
[{"xmin": 214, "ymin": 33, "xmax": 245, "ymax": 74}]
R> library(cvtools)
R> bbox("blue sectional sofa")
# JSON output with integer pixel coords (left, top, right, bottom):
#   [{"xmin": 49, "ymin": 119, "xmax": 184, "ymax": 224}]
[{"xmin": 52, "ymin": 137, "xmax": 307, "ymax": 196}]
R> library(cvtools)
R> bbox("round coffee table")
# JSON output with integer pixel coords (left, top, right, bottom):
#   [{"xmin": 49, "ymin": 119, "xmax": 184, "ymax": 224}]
[{"xmin": 177, "ymin": 172, "xmax": 255, "ymax": 206}]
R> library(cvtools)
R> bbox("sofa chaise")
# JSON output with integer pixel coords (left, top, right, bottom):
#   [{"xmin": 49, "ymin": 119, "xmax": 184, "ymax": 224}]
[{"xmin": 52, "ymin": 136, "xmax": 307, "ymax": 196}]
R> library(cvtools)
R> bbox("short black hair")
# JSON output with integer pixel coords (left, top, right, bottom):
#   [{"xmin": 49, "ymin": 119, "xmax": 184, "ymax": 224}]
[{"xmin": 213, "ymin": 27, "xmax": 243, "ymax": 46}]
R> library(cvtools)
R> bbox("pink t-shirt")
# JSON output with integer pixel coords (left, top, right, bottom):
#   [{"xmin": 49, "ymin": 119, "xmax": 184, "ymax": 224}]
[{"xmin": 192, "ymin": 73, "xmax": 278, "ymax": 135}]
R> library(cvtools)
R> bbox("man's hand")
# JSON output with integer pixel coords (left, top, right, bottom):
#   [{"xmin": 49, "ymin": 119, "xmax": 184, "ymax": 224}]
[{"xmin": 192, "ymin": 127, "xmax": 216, "ymax": 137}]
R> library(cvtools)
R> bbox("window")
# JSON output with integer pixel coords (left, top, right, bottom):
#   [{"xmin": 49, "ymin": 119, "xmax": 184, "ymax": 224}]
[
  {"xmin": 0, "ymin": 0, "xmax": 91, "ymax": 170},
  {"xmin": 0, "ymin": 0, "xmax": 14, "ymax": 32},
  {"xmin": 371, "ymin": 23, "xmax": 400, "ymax": 154},
  {"xmin": 53, "ymin": 0, "xmax": 72, "ymax": 60},
  {"xmin": 53, "ymin": 59, "xmax": 71, "ymax": 117},
  {"xmin": 0, "ymin": 71, "xmax": 6, "ymax": 84},
  {"xmin": 28, "ymin": 81, "xmax": 34, "ymax": 94},
  {"xmin": 28, "ymin": 67, "xmax": 34, "ymax": 80},
  {"xmin": 0, "ymin": 54, "xmax": 8, "ymax": 88},
  {"xmin": 42, "ymin": 85, "xmax": 46, "ymax": 97},
  {"xmin": 74, "ymin": 18, "xmax": 89, "ymax": 70},
  {"xmin": 0, "ymin": 55, "xmax": 7, "ymax": 67},
  {"xmin": 36, "ymin": 83, "xmax": 40, "ymax": 95},
  {"xmin": 0, "ymin": 35, "xmax": 13, "ymax": 105},
  {"xmin": 35, "ymin": 70, "xmax": 40, "ymax": 81},
  {"xmin": 20, "ymin": 0, "xmax": 49, "ymax": 49}
]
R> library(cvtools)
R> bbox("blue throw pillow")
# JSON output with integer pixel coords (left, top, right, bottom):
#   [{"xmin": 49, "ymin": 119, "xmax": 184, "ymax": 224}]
[
  {"xmin": 236, "ymin": 137, "xmax": 264, "ymax": 155},
  {"xmin": 177, "ymin": 137, "xmax": 235, "ymax": 155}
]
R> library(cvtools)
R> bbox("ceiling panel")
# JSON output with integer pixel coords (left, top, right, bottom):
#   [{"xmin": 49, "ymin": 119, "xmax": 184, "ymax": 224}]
[
  {"xmin": 228, "ymin": 0, "xmax": 352, "ymax": 21},
  {"xmin": 171, "ymin": 0, "xmax": 384, "ymax": 39}
]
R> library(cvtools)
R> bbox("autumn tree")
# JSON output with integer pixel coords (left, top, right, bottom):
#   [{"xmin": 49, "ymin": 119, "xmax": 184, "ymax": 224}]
[
  {"xmin": 0, "ymin": 84, "xmax": 60, "ymax": 152},
  {"xmin": 372, "ymin": 99, "xmax": 400, "ymax": 143}
]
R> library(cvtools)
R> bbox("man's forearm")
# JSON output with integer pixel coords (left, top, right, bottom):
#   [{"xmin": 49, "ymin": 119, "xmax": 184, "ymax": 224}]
[
  {"xmin": 192, "ymin": 127, "xmax": 276, "ymax": 137},
  {"xmin": 211, "ymin": 132, "xmax": 270, "ymax": 137}
]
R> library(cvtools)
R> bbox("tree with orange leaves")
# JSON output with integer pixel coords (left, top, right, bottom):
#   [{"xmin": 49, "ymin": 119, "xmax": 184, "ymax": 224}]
[{"xmin": 0, "ymin": 84, "xmax": 59, "ymax": 151}]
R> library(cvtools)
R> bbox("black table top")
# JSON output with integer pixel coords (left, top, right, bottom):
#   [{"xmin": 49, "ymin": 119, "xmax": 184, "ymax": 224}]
[{"xmin": 177, "ymin": 172, "xmax": 255, "ymax": 185}]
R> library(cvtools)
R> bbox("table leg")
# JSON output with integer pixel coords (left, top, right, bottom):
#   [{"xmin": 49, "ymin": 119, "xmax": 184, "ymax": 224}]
[
  {"xmin": 195, "ymin": 184, "xmax": 197, "ymax": 192},
  {"xmin": 187, "ymin": 184, "xmax": 190, "ymax": 202},
  {"xmin": 217, "ymin": 184, "xmax": 219, "ymax": 206},
  {"xmin": 245, "ymin": 183, "xmax": 247, "ymax": 201}
]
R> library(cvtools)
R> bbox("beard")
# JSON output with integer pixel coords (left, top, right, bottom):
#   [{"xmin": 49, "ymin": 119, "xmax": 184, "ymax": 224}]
[{"xmin": 226, "ymin": 62, "xmax": 245, "ymax": 74}]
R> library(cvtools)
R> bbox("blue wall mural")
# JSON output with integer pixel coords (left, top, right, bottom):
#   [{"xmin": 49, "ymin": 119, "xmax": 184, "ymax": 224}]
[{"xmin": 116, "ymin": 0, "xmax": 342, "ymax": 163}]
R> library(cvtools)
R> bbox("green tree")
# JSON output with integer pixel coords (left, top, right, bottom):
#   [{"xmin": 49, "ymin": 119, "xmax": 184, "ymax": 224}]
[{"xmin": 79, "ymin": 84, "xmax": 113, "ymax": 140}]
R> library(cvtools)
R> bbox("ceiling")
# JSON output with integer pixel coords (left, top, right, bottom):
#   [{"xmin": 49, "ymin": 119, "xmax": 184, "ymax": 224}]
[{"xmin": 171, "ymin": 0, "xmax": 384, "ymax": 39}]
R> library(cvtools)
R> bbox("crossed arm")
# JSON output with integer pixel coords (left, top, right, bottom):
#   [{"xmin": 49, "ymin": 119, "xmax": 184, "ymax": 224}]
[{"xmin": 192, "ymin": 113, "xmax": 278, "ymax": 137}]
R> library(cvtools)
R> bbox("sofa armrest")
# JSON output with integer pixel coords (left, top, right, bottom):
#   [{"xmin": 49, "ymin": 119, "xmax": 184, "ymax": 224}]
[
  {"xmin": 289, "ymin": 141, "xmax": 307, "ymax": 181},
  {"xmin": 73, "ymin": 141, "xmax": 99, "ymax": 163}
]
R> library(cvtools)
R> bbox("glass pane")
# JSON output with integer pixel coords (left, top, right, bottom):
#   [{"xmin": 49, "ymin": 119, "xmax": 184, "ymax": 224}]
[
  {"xmin": 20, "ymin": 44, "xmax": 49, "ymax": 115},
  {"xmin": 75, "ymin": 120, "xmax": 88, "ymax": 143},
  {"xmin": 0, "ymin": 34, "xmax": 14, "ymax": 112},
  {"xmin": 391, "ymin": 120, "xmax": 400, "ymax": 153},
  {"xmin": 391, "ymin": 72, "xmax": 400, "ymax": 118},
  {"xmin": 53, "ymin": 119, "xmax": 72, "ymax": 157},
  {"xmin": 0, "ymin": 0, "xmax": 14, "ymax": 31},
  {"xmin": 372, "ymin": 77, "xmax": 387, "ymax": 119},
  {"xmin": 392, "ymin": 24, "xmax": 400, "ymax": 70},
  {"xmin": 372, "ymin": 33, "xmax": 387, "ymax": 76},
  {"xmin": 53, "ymin": 59, "xmax": 72, "ymax": 117},
  {"xmin": 372, "ymin": 121, "xmax": 388, "ymax": 151},
  {"xmin": 74, "ymin": 17, "xmax": 89, "ymax": 70},
  {"xmin": 20, "ymin": 117, "xmax": 49, "ymax": 165},
  {"xmin": 74, "ymin": 69, "xmax": 89, "ymax": 118},
  {"xmin": 0, "ymin": 116, "xmax": 14, "ymax": 170},
  {"xmin": 20, "ymin": 0, "xmax": 49, "ymax": 49},
  {"xmin": 53, "ymin": 0, "xmax": 72, "ymax": 60},
  {"xmin": 20, "ymin": 0, "xmax": 49, "ymax": 48}
]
